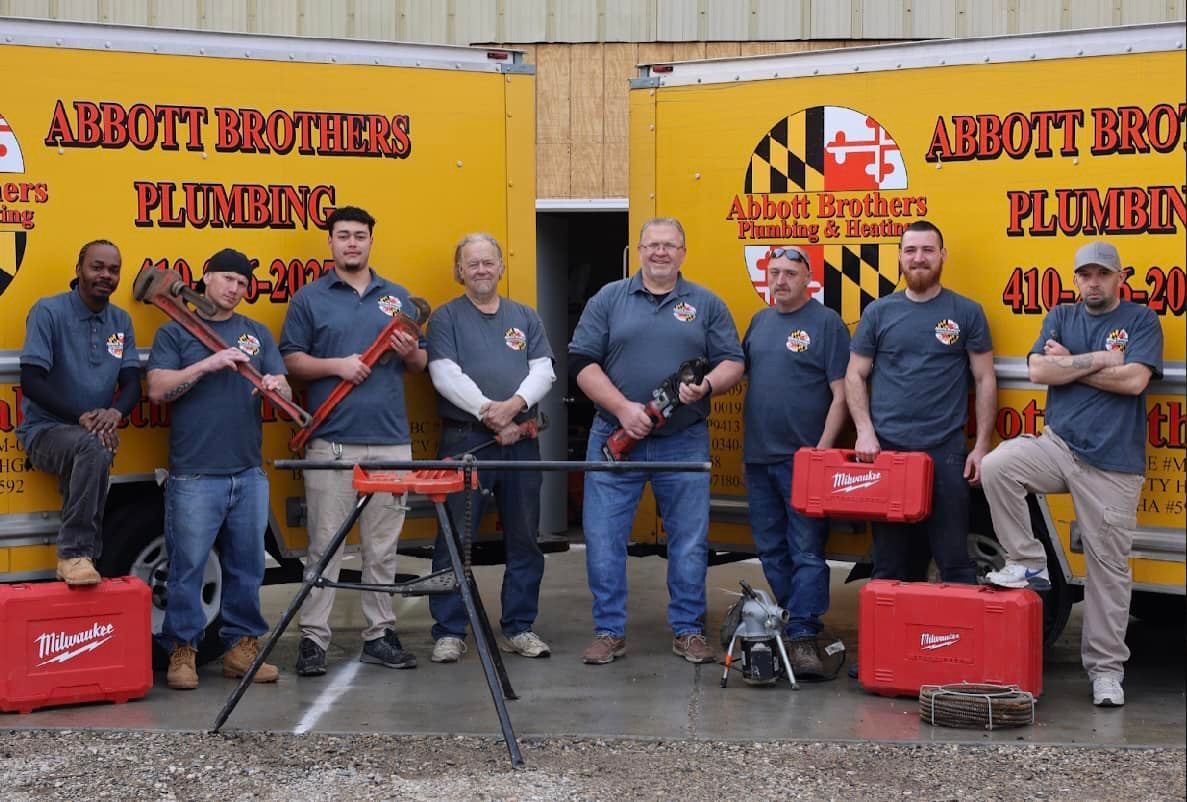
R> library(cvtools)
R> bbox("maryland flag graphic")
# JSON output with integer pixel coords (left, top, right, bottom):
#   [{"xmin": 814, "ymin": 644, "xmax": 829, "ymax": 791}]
[
  {"xmin": 0, "ymin": 230, "xmax": 27, "ymax": 297},
  {"xmin": 745, "ymin": 243, "xmax": 900, "ymax": 325},
  {"xmin": 744, "ymin": 106, "xmax": 906, "ymax": 193}
]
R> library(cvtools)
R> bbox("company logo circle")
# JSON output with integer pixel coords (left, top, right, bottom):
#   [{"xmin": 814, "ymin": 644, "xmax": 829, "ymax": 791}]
[
  {"xmin": 786, "ymin": 329, "xmax": 812, "ymax": 352},
  {"xmin": 1105, "ymin": 328, "xmax": 1129, "ymax": 352},
  {"xmin": 106, "ymin": 332, "xmax": 125, "ymax": 359},
  {"xmin": 934, "ymin": 319, "xmax": 961, "ymax": 345},
  {"xmin": 237, "ymin": 333, "xmax": 261, "ymax": 356},
  {"xmin": 378, "ymin": 295, "xmax": 402, "ymax": 316},
  {"xmin": 503, "ymin": 327, "xmax": 527, "ymax": 351},
  {"xmin": 673, "ymin": 301, "xmax": 697, "ymax": 322}
]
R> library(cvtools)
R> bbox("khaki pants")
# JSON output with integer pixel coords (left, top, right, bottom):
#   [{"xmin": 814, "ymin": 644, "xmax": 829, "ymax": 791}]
[
  {"xmin": 299, "ymin": 439, "xmax": 411, "ymax": 648},
  {"xmin": 981, "ymin": 427, "xmax": 1143, "ymax": 679}
]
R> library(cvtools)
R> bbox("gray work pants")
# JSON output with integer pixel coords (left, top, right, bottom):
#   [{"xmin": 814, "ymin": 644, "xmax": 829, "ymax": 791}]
[{"xmin": 25, "ymin": 424, "xmax": 114, "ymax": 560}]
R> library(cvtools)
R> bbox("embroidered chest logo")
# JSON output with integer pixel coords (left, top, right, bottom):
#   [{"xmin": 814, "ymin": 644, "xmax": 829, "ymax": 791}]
[
  {"xmin": 1105, "ymin": 328, "xmax": 1129, "ymax": 352},
  {"xmin": 105, "ymin": 332, "xmax": 125, "ymax": 358},
  {"xmin": 377, "ymin": 295, "xmax": 402, "ymax": 316},
  {"xmin": 786, "ymin": 329, "xmax": 811, "ymax": 352},
  {"xmin": 504, "ymin": 327, "xmax": 527, "ymax": 351},
  {"xmin": 934, "ymin": 319, "xmax": 960, "ymax": 345},
  {"xmin": 673, "ymin": 301, "xmax": 697, "ymax": 322},
  {"xmin": 237, "ymin": 333, "xmax": 261, "ymax": 357}
]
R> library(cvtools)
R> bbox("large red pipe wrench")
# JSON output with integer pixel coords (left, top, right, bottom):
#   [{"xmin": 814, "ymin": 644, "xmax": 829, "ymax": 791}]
[
  {"xmin": 131, "ymin": 265, "xmax": 313, "ymax": 427},
  {"xmin": 288, "ymin": 295, "xmax": 431, "ymax": 453}
]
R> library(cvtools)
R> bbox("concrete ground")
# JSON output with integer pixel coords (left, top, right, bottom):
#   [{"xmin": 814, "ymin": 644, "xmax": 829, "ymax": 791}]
[{"xmin": 4, "ymin": 547, "xmax": 1184, "ymax": 747}]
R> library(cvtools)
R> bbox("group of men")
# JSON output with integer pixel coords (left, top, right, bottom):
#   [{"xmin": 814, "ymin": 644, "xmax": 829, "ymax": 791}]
[{"xmin": 18, "ymin": 209, "xmax": 1161, "ymax": 706}]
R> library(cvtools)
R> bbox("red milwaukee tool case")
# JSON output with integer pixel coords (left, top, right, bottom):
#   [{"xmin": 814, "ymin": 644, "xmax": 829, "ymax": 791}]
[
  {"xmin": 0, "ymin": 576, "xmax": 153, "ymax": 714},
  {"xmin": 791, "ymin": 448, "xmax": 933, "ymax": 522},
  {"xmin": 858, "ymin": 580, "xmax": 1043, "ymax": 697}
]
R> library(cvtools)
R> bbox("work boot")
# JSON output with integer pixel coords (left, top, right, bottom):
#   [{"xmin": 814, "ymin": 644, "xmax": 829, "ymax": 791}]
[
  {"xmin": 786, "ymin": 637, "xmax": 824, "ymax": 677},
  {"xmin": 57, "ymin": 557, "xmax": 101, "ymax": 586},
  {"xmin": 501, "ymin": 631, "xmax": 551, "ymax": 658},
  {"xmin": 431, "ymin": 636, "xmax": 467, "ymax": 663},
  {"xmin": 581, "ymin": 634, "xmax": 626, "ymax": 665},
  {"xmin": 295, "ymin": 637, "xmax": 327, "ymax": 677},
  {"xmin": 166, "ymin": 644, "xmax": 199, "ymax": 690},
  {"xmin": 222, "ymin": 637, "xmax": 279, "ymax": 683},
  {"xmin": 672, "ymin": 632, "xmax": 716, "ymax": 664},
  {"xmin": 360, "ymin": 628, "xmax": 417, "ymax": 669}
]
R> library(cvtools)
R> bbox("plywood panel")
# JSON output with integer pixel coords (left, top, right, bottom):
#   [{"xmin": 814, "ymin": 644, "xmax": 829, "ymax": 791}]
[
  {"xmin": 755, "ymin": 0, "xmax": 805, "ymax": 40},
  {"xmin": 605, "ymin": 0, "xmax": 656, "ymax": 41},
  {"xmin": 538, "ymin": 143, "xmax": 571, "ymax": 197},
  {"xmin": 671, "ymin": 41, "xmax": 707, "ymax": 60},
  {"xmin": 637, "ymin": 41, "xmax": 676, "ymax": 64},
  {"xmin": 706, "ymin": 0, "xmax": 749, "ymax": 40},
  {"xmin": 740, "ymin": 40, "xmax": 814, "ymax": 55},
  {"xmin": 603, "ymin": 42, "xmax": 636, "ymax": 142},
  {"xmin": 505, "ymin": 0, "xmax": 547, "ymax": 41},
  {"xmin": 657, "ymin": 0, "xmax": 699, "ymax": 40},
  {"xmin": 536, "ymin": 43, "xmax": 571, "ymax": 143},
  {"xmin": 571, "ymin": 43, "xmax": 605, "ymax": 143},
  {"xmin": 570, "ymin": 141, "xmax": 604, "ymax": 197},
  {"xmin": 604, "ymin": 137, "xmax": 629, "ymax": 196}
]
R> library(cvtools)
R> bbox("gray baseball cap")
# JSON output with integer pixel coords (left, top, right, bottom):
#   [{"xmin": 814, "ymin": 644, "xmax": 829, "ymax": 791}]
[{"xmin": 1074, "ymin": 241, "xmax": 1122, "ymax": 273}]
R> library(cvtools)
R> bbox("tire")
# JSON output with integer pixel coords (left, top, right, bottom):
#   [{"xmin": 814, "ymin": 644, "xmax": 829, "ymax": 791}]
[
  {"xmin": 1129, "ymin": 591, "xmax": 1185, "ymax": 629},
  {"xmin": 97, "ymin": 495, "xmax": 226, "ymax": 669}
]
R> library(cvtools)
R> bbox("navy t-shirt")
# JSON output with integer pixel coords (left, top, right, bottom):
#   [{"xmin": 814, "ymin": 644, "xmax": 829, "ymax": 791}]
[
  {"xmin": 568, "ymin": 272, "xmax": 744, "ymax": 435},
  {"xmin": 279, "ymin": 268, "xmax": 420, "ymax": 445},
  {"xmin": 1034, "ymin": 301, "xmax": 1163, "ymax": 475},
  {"xmin": 850, "ymin": 288, "xmax": 992, "ymax": 450},
  {"xmin": 147, "ymin": 314, "xmax": 285, "ymax": 474},
  {"xmin": 427, "ymin": 295, "xmax": 553, "ymax": 424},
  {"xmin": 17, "ymin": 290, "xmax": 140, "ymax": 450},
  {"xmin": 743, "ymin": 301, "xmax": 850, "ymax": 463}
]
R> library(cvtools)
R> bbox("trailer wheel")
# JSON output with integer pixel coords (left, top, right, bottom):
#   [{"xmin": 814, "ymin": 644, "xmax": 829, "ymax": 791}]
[{"xmin": 97, "ymin": 499, "xmax": 226, "ymax": 669}]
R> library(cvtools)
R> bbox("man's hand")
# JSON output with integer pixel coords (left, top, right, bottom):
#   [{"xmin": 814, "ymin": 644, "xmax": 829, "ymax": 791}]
[
  {"xmin": 336, "ymin": 354, "xmax": 371, "ymax": 384},
  {"xmin": 203, "ymin": 347, "xmax": 250, "ymax": 374},
  {"xmin": 389, "ymin": 328, "xmax": 419, "ymax": 360},
  {"xmin": 964, "ymin": 444, "xmax": 989, "ymax": 486},
  {"xmin": 257, "ymin": 374, "xmax": 293, "ymax": 400},
  {"xmin": 482, "ymin": 397, "xmax": 526, "ymax": 432},
  {"xmin": 854, "ymin": 429, "xmax": 881, "ymax": 462},
  {"xmin": 495, "ymin": 423, "xmax": 524, "ymax": 446},
  {"xmin": 1042, "ymin": 339, "xmax": 1070, "ymax": 357},
  {"xmin": 616, "ymin": 401, "xmax": 655, "ymax": 440},
  {"xmin": 677, "ymin": 377, "xmax": 711, "ymax": 405},
  {"xmin": 79, "ymin": 407, "xmax": 122, "ymax": 453}
]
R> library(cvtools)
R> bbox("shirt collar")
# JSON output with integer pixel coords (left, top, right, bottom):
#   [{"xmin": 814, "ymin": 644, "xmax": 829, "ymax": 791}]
[
  {"xmin": 69, "ymin": 288, "xmax": 108, "ymax": 321},
  {"xmin": 328, "ymin": 266, "xmax": 384, "ymax": 295},
  {"xmin": 628, "ymin": 271, "xmax": 687, "ymax": 298}
]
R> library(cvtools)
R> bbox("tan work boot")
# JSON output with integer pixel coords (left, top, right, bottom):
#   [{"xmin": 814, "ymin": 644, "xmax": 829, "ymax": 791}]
[
  {"xmin": 56, "ymin": 557, "xmax": 101, "ymax": 586},
  {"xmin": 167, "ymin": 644, "xmax": 199, "ymax": 690},
  {"xmin": 672, "ymin": 632, "xmax": 717, "ymax": 664},
  {"xmin": 223, "ymin": 637, "xmax": 279, "ymax": 683},
  {"xmin": 581, "ymin": 634, "xmax": 626, "ymax": 665}
]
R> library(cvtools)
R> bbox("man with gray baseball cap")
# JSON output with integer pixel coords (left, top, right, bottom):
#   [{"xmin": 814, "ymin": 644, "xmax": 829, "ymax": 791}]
[{"xmin": 982, "ymin": 240, "xmax": 1164, "ymax": 707}]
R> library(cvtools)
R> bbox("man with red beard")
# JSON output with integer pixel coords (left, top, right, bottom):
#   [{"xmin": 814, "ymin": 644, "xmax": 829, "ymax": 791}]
[{"xmin": 845, "ymin": 220, "xmax": 997, "ymax": 584}]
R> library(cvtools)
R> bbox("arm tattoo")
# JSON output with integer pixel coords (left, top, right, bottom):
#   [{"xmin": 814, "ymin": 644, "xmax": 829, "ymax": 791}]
[
  {"xmin": 1070, "ymin": 355, "xmax": 1093, "ymax": 369},
  {"xmin": 164, "ymin": 381, "xmax": 194, "ymax": 401}
]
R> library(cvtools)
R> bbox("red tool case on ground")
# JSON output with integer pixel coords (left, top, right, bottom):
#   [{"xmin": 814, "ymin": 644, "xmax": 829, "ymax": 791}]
[
  {"xmin": 0, "ymin": 576, "xmax": 153, "ymax": 714},
  {"xmin": 791, "ymin": 448, "xmax": 933, "ymax": 522},
  {"xmin": 858, "ymin": 579, "xmax": 1043, "ymax": 697}
]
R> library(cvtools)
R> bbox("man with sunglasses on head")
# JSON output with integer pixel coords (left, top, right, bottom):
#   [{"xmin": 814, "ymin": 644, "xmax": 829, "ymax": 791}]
[
  {"xmin": 742, "ymin": 246, "xmax": 850, "ymax": 676},
  {"xmin": 568, "ymin": 217, "xmax": 745, "ymax": 665}
]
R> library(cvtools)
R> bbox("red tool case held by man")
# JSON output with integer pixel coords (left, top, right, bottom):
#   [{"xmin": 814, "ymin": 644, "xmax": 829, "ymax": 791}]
[
  {"xmin": 791, "ymin": 448, "xmax": 934, "ymax": 523},
  {"xmin": 858, "ymin": 580, "xmax": 1043, "ymax": 697},
  {"xmin": 0, "ymin": 577, "xmax": 152, "ymax": 714}
]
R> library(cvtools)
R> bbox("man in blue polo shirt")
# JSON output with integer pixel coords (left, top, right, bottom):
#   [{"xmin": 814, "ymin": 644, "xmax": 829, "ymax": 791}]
[
  {"xmin": 742, "ymin": 246, "xmax": 850, "ymax": 676},
  {"xmin": 425, "ymin": 233, "xmax": 556, "ymax": 664},
  {"xmin": 17, "ymin": 239, "xmax": 141, "ymax": 586},
  {"xmin": 569, "ymin": 217, "xmax": 745, "ymax": 665},
  {"xmin": 983, "ymin": 241, "xmax": 1163, "ymax": 708},
  {"xmin": 846, "ymin": 220, "xmax": 997, "ymax": 585},
  {"xmin": 280, "ymin": 205, "xmax": 427, "ymax": 676},
  {"xmin": 147, "ymin": 248, "xmax": 289, "ymax": 691}
]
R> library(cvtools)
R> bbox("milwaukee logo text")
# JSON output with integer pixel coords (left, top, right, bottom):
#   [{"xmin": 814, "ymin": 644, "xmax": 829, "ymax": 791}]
[
  {"xmin": 919, "ymin": 632, "xmax": 961, "ymax": 651},
  {"xmin": 35, "ymin": 622, "xmax": 115, "ymax": 666},
  {"xmin": 832, "ymin": 470, "xmax": 881, "ymax": 493}
]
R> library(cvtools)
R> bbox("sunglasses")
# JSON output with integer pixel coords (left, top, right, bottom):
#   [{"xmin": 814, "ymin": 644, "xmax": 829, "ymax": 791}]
[{"xmin": 770, "ymin": 247, "xmax": 807, "ymax": 263}]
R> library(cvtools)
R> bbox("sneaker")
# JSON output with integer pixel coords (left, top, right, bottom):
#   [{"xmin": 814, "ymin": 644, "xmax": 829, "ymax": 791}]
[
  {"xmin": 985, "ymin": 561, "xmax": 1052, "ymax": 591},
  {"xmin": 56, "ymin": 557, "xmax": 101, "ymax": 586},
  {"xmin": 295, "ymin": 637, "xmax": 327, "ymax": 677},
  {"xmin": 222, "ymin": 637, "xmax": 279, "ymax": 683},
  {"xmin": 431, "ymin": 636, "xmax": 467, "ymax": 663},
  {"xmin": 166, "ymin": 644, "xmax": 199, "ymax": 690},
  {"xmin": 786, "ymin": 637, "xmax": 824, "ymax": 676},
  {"xmin": 582, "ymin": 634, "xmax": 626, "ymax": 665},
  {"xmin": 360, "ymin": 629, "xmax": 417, "ymax": 669},
  {"xmin": 501, "ymin": 631, "xmax": 551, "ymax": 658},
  {"xmin": 1092, "ymin": 675, "xmax": 1125, "ymax": 707},
  {"xmin": 672, "ymin": 632, "xmax": 717, "ymax": 664}
]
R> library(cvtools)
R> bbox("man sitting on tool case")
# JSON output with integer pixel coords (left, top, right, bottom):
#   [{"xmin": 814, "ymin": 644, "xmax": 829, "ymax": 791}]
[{"xmin": 147, "ymin": 248, "xmax": 290, "ymax": 690}]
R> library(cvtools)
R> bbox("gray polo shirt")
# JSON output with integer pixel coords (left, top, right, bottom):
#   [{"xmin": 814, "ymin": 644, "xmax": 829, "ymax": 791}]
[
  {"xmin": 427, "ymin": 295, "xmax": 553, "ymax": 424},
  {"xmin": 568, "ymin": 271, "xmax": 744, "ymax": 435},
  {"xmin": 147, "ymin": 314, "xmax": 286, "ymax": 474},
  {"xmin": 850, "ymin": 288, "xmax": 992, "ymax": 450},
  {"xmin": 279, "ymin": 267, "xmax": 420, "ymax": 445},
  {"xmin": 1034, "ymin": 301, "xmax": 1163, "ymax": 475},
  {"xmin": 743, "ymin": 301, "xmax": 850, "ymax": 463},
  {"xmin": 17, "ymin": 290, "xmax": 139, "ymax": 450}
]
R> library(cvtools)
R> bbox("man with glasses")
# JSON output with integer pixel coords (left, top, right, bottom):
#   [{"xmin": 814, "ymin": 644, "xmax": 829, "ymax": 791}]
[
  {"xmin": 742, "ymin": 246, "xmax": 850, "ymax": 676},
  {"xmin": 568, "ymin": 217, "xmax": 745, "ymax": 665}
]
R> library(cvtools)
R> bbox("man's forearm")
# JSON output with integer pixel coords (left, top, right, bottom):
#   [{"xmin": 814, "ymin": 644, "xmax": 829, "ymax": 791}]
[
  {"xmin": 576, "ymin": 362, "xmax": 630, "ymax": 416},
  {"xmin": 1079, "ymin": 363, "xmax": 1152, "ymax": 396},
  {"xmin": 844, "ymin": 373, "xmax": 874, "ymax": 435},
  {"xmin": 1028, "ymin": 351, "xmax": 1116, "ymax": 386},
  {"xmin": 818, "ymin": 386, "xmax": 848, "ymax": 449},
  {"xmin": 973, "ymin": 373, "xmax": 997, "ymax": 450},
  {"xmin": 705, "ymin": 360, "xmax": 744, "ymax": 396},
  {"xmin": 283, "ymin": 352, "xmax": 338, "ymax": 382}
]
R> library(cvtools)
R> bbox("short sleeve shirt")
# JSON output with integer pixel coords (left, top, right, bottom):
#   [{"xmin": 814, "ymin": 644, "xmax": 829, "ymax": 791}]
[
  {"xmin": 850, "ymin": 288, "xmax": 992, "ymax": 450},
  {"xmin": 279, "ymin": 268, "xmax": 420, "ymax": 445},
  {"xmin": 743, "ymin": 301, "xmax": 850, "ymax": 463},
  {"xmin": 1034, "ymin": 301, "xmax": 1163, "ymax": 475},
  {"xmin": 147, "ymin": 314, "xmax": 286, "ymax": 474},
  {"xmin": 16, "ymin": 290, "xmax": 139, "ymax": 450},
  {"xmin": 568, "ymin": 272, "xmax": 744, "ymax": 435},
  {"xmin": 427, "ymin": 295, "xmax": 554, "ymax": 424}
]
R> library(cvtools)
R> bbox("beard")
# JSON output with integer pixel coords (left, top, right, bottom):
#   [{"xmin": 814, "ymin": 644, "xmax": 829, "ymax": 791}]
[{"xmin": 903, "ymin": 264, "xmax": 942, "ymax": 293}]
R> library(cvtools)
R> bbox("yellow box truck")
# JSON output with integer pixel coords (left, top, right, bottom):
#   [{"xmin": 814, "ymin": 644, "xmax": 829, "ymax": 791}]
[
  {"xmin": 628, "ymin": 23, "xmax": 1185, "ymax": 641},
  {"xmin": 0, "ymin": 18, "xmax": 536, "ymax": 660}
]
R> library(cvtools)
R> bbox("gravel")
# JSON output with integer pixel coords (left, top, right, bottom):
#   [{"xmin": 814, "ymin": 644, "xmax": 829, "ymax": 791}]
[{"xmin": 2, "ymin": 730, "xmax": 1183, "ymax": 801}]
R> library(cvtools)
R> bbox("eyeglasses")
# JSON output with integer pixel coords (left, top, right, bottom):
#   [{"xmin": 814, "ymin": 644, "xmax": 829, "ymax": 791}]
[
  {"xmin": 641, "ymin": 242, "xmax": 685, "ymax": 253},
  {"xmin": 770, "ymin": 247, "xmax": 807, "ymax": 263}
]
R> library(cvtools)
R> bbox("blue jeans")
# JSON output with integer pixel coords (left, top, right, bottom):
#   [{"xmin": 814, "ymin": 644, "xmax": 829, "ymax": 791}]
[
  {"xmin": 583, "ymin": 417, "xmax": 710, "ymax": 638},
  {"xmin": 430, "ymin": 427, "xmax": 545, "ymax": 641},
  {"xmin": 871, "ymin": 431, "xmax": 977, "ymax": 584},
  {"xmin": 744, "ymin": 460, "xmax": 829, "ymax": 639},
  {"xmin": 160, "ymin": 467, "xmax": 270, "ymax": 648}
]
